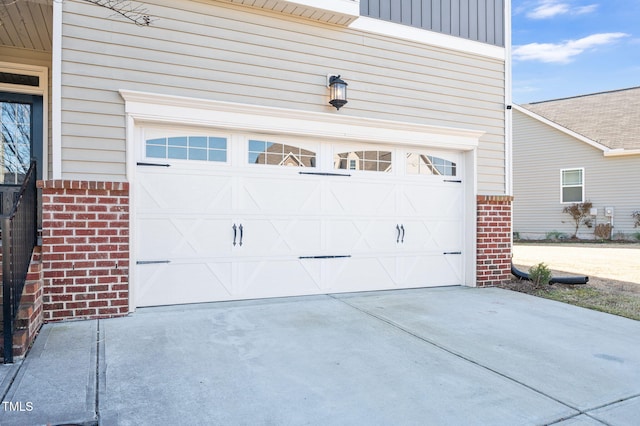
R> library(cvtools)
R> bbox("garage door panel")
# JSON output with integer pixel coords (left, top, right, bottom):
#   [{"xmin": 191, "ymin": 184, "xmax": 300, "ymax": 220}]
[
  {"xmin": 136, "ymin": 261, "xmax": 233, "ymax": 307},
  {"xmin": 137, "ymin": 217, "xmax": 232, "ymax": 259},
  {"xmin": 398, "ymin": 221, "xmax": 433, "ymax": 250},
  {"xmin": 239, "ymin": 177, "xmax": 322, "ymax": 214},
  {"xmin": 237, "ymin": 259, "xmax": 324, "ymax": 298},
  {"xmin": 428, "ymin": 220, "xmax": 463, "ymax": 251},
  {"xmin": 137, "ymin": 218, "xmax": 186, "ymax": 259},
  {"xmin": 325, "ymin": 181, "xmax": 397, "ymax": 215},
  {"xmin": 236, "ymin": 218, "xmax": 322, "ymax": 256},
  {"xmin": 137, "ymin": 171, "xmax": 233, "ymax": 214},
  {"xmin": 401, "ymin": 184, "xmax": 463, "ymax": 217},
  {"xmin": 400, "ymin": 254, "xmax": 462, "ymax": 287},
  {"xmin": 326, "ymin": 219, "xmax": 403, "ymax": 253},
  {"xmin": 324, "ymin": 256, "xmax": 397, "ymax": 292}
]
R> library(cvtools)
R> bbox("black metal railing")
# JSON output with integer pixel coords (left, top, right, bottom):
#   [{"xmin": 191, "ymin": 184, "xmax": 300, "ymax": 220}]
[{"xmin": 1, "ymin": 161, "xmax": 38, "ymax": 363}]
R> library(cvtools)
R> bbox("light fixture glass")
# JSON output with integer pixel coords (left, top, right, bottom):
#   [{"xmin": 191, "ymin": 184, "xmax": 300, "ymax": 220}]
[{"xmin": 328, "ymin": 75, "xmax": 348, "ymax": 110}]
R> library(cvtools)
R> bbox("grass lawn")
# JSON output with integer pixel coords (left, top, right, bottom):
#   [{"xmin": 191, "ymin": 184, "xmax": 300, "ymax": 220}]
[{"xmin": 501, "ymin": 278, "xmax": 640, "ymax": 321}]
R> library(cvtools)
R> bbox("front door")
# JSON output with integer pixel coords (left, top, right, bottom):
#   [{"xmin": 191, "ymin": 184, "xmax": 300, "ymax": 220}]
[{"xmin": 0, "ymin": 92, "xmax": 43, "ymax": 183}]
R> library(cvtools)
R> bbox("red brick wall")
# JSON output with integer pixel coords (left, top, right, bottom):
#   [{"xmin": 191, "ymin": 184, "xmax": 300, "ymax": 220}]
[
  {"xmin": 477, "ymin": 195, "xmax": 513, "ymax": 287},
  {"xmin": 38, "ymin": 180, "xmax": 130, "ymax": 321}
]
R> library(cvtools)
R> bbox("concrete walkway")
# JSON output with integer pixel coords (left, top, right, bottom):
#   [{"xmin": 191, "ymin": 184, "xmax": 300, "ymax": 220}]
[{"xmin": 0, "ymin": 287, "xmax": 639, "ymax": 425}]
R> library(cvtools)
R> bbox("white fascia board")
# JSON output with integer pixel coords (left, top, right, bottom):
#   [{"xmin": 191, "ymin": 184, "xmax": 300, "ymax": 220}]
[
  {"xmin": 119, "ymin": 90, "xmax": 483, "ymax": 151},
  {"xmin": 349, "ymin": 16, "xmax": 505, "ymax": 60},
  {"xmin": 604, "ymin": 149, "xmax": 640, "ymax": 157},
  {"xmin": 513, "ymin": 104, "xmax": 612, "ymax": 154}
]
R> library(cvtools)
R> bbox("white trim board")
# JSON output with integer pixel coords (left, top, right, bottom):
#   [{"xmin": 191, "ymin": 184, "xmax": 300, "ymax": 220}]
[
  {"xmin": 349, "ymin": 16, "xmax": 505, "ymax": 61},
  {"xmin": 119, "ymin": 90, "xmax": 484, "ymax": 151}
]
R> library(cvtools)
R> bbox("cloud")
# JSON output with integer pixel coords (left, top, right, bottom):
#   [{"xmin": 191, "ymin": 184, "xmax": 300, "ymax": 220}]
[
  {"xmin": 526, "ymin": 1, "xmax": 598, "ymax": 19},
  {"xmin": 575, "ymin": 4, "xmax": 598, "ymax": 14},
  {"xmin": 528, "ymin": 1, "xmax": 569, "ymax": 18},
  {"xmin": 513, "ymin": 33, "xmax": 630, "ymax": 63}
]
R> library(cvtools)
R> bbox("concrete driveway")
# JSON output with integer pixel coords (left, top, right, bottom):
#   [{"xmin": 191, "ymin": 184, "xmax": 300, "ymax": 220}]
[{"xmin": 1, "ymin": 287, "xmax": 639, "ymax": 425}]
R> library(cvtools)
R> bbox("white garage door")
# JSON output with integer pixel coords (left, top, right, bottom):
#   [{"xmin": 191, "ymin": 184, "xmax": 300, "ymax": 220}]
[{"xmin": 134, "ymin": 129, "xmax": 465, "ymax": 307}]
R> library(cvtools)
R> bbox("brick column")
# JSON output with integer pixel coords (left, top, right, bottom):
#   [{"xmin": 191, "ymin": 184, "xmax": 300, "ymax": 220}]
[
  {"xmin": 477, "ymin": 195, "xmax": 513, "ymax": 287},
  {"xmin": 38, "ymin": 180, "xmax": 130, "ymax": 321}
]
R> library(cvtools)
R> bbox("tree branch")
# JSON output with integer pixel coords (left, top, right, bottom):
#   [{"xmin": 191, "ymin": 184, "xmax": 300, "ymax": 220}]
[{"xmin": 81, "ymin": 0, "xmax": 153, "ymax": 26}]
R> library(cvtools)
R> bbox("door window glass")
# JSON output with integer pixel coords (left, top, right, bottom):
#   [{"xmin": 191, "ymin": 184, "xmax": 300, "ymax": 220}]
[
  {"xmin": 406, "ymin": 153, "xmax": 456, "ymax": 176},
  {"xmin": 146, "ymin": 136, "xmax": 227, "ymax": 162},
  {"xmin": 248, "ymin": 140, "xmax": 316, "ymax": 167},
  {"xmin": 0, "ymin": 101, "xmax": 31, "ymax": 184},
  {"xmin": 334, "ymin": 150, "xmax": 392, "ymax": 172}
]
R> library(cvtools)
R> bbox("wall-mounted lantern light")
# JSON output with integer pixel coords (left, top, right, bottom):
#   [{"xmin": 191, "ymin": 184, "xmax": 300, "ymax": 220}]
[{"xmin": 327, "ymin": 74, "xmax": 348, "ymax": 110}]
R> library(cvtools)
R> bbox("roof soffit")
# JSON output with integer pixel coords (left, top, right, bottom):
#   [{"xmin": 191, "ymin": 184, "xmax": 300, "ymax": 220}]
[{"xmin": 216, "ymin": 0, "xmax": 359, "ymax": 26}]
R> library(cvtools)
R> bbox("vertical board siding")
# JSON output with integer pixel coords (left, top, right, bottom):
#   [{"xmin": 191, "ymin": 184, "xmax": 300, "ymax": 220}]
[
  {"xmin": 513, "ymin": 110, "xmax": 640, "ymax": 237},
  {"xmin": 361, "ymin": 0, "xmax": 505, "ymax": 47},
  {"xmin": 61, "ymin": 0, "xmax": 505, "ymax": 192}
]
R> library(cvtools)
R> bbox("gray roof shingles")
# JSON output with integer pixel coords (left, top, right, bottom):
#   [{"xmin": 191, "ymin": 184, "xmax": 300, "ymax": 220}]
[{"xmin": 521, "ymin": 86, "xmax": 640, "ymax": 151}]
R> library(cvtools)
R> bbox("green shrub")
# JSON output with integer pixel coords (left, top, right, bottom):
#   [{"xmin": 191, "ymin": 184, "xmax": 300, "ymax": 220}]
[
  {"xmin": 545, "ymin": 231, "xmax": 568, "ymax": 240},
  {"xmin": 528, "ymin": 263, "xmax": 552, "ymax": 289}
]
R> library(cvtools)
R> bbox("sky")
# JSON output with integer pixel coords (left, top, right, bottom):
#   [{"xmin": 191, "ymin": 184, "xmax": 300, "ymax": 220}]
[{"xmin": 511, "ymin": 0, "xmax": 640, "ymax": 104}]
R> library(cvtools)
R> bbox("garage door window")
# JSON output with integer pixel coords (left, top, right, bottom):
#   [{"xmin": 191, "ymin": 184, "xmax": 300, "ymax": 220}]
[
  {"xmin": 334, "ymin": 150, "xmax": 392, "ymax": 172},
  {"xmin": 146, "ymin": 136, "xmax": 227, "ymax": 162},
  {"xmin": 406, "ymin": 153, "xmax": 456, "ymax": 176},
  {"xmin": 248, "ymin": 140, "xmax": 316, "ymax": 167}
]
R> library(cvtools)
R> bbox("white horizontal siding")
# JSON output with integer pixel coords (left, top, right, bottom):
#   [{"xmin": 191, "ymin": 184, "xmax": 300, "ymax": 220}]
[
  {"xmin": 513, "ymin": 109, "xmax": 640, "ymax": 238},
  {"xmin": 60, "ymin": 0, "xmax": 505, "ymax": 191}
]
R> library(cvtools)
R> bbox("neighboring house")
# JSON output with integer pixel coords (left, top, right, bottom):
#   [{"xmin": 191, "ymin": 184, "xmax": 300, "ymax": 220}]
[
  {"xmin": 0, "ymin": 0, "xmax": 512, "ymax": 354},
  {"xmin": 513, "ymin": 87, "xmax": 640, "ymax": 240}
]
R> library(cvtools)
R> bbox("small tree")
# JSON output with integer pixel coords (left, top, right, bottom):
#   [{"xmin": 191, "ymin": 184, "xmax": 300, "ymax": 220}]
[
  {"xmin": 633, "ymin": 211, "xmax": 640, "ymax": 228},
  {"xmin": 528, "ymin": 263, "xmax": 552, "ymax": 289},
  {"xmin": 562, "ymin": 201, "xmax": 593, "ymax": 239}
]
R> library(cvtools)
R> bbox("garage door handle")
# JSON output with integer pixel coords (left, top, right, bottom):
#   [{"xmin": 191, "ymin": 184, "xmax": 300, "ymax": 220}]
[
  {"xmin": 232, "ymin": 224, "xmax": 237, "ymax": 246},
  {"xmin": 239, "ymin": 224, "xmax": 244, "ymax": 246},
  {"xmin": 400, "ymin": 225, "xmax": 405, "ymax": 243},
  {"xmin": 396, "ymin": 224, "xmax": 401, "ymax": 243}
]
